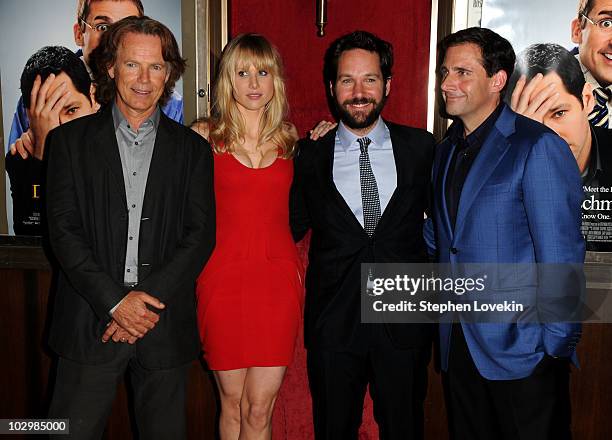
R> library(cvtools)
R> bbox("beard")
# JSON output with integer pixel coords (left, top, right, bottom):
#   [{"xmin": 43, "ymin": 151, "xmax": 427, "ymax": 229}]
[{"xmin": 336, "ymin": 94, "xmax": 387, "ymax": 130}]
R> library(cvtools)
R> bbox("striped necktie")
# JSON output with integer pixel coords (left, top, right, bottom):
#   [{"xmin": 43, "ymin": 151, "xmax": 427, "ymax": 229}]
[
  {"xmin": 358, "ymin": 137, "xmax": 381, "ymax": 236},
  {"xmin": 589, "ymin": 87, "xmax": 611, "ymax": 129}
]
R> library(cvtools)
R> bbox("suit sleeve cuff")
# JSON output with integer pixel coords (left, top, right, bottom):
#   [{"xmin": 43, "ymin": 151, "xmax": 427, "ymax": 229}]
[{"xmin": 108, "ymin": 295, "xmax": 127, "ymax": 317}]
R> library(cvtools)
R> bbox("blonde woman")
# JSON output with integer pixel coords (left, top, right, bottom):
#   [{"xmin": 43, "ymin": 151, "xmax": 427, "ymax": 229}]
[{"xmin": 192, "ymin": 34, "xmax": 301, "ymax": 440}]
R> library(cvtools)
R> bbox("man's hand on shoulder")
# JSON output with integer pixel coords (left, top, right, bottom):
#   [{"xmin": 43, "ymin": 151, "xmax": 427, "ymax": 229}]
[
  {"xmin": 309, "ymin": 120, "xmax": 337, "ymax": 140},
  {"xmin": 111, "ymin": 290, "xmax": 165, "ymax": 338}
]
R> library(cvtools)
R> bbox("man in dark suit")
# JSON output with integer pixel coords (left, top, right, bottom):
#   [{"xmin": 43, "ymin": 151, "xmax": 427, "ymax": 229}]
[
  {"xmin": 290, "ymin": 31, "xmax": 436, "ymax": 439},
  {"xmin": 45, "ymin": 17, "xmax": 215, "ymax": 439},
  {"xmin": 431, "ymin": 28, "xmax": 584, "ymax": 440}
]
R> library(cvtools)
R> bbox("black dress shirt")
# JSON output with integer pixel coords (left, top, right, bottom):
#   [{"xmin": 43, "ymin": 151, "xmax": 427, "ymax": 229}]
[{"xmin": 445, "ymin": 104, "xmax": 504, "ymax": 228}]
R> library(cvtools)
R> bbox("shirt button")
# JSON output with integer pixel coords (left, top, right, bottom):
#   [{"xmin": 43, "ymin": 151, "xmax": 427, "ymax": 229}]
[
  {"xmin": 127, "ymin": 124, "xmax": 131, "ymax": 129},
  {"xmin": 129, "ymin": 236, "xmax": 133, "ymax": 240},
  {"xmin": 132, "ymin": 172, "xmax": 137, "ymax": 176},
  {"xmin": 132, "ymin": 204, "xmax": 136, "ymax": 208},
  {"xmin": 135, "ymin": 142, "xmax": 139, "ymax": 146},
  {"xmin": 127, "ymin": 269, "xmax": 131, "ymax": 273}
]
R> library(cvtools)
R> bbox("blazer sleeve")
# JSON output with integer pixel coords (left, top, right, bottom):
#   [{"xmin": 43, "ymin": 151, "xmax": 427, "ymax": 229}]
[
  {"xmin": 46, "ymin": 126, "xmax": 126, "ymax": 320},
  {"xmin": 522, "ymin": 132, "xmax": 585, "ymax": 358},
  {"xmin": 137, "ymin": 138, "xmax": 216, "ymax": 303},
  {"xmin": 290, "ymin": 139, "xmax": 312, "ymax": 242}
]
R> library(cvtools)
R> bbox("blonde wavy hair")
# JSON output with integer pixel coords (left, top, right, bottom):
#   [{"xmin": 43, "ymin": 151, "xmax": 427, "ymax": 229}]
[{"xmin": 208, "ymin": 33, "xmax": 296, "ymax": 158}]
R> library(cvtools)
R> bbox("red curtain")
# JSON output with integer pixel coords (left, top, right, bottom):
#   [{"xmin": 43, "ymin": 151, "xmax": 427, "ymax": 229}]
[
  {"xmin": 231, "ymin": 0, "xmax": 432, "ymax": 135},
  {"xmin": 230, "ymin": 1, "xmax": 433, "ymax": 438}
]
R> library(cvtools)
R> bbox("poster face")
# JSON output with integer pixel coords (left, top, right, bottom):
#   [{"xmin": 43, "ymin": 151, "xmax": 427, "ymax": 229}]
[
  {"xmin": 0, "ymin": 0, "xmax": 183, "ymax": 236},
  {"xmin": 480, "ymin": 0, "xmax": 612, "ymax": 252}
]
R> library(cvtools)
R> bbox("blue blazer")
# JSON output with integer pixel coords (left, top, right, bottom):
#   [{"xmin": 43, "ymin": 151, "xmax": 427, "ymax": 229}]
[{"xmin": 430, "ymin": 104, "xmax": 585, "ymax": 380}]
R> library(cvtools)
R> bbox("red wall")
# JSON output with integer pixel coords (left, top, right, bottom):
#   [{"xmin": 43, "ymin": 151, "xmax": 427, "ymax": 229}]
[{"xmin": 231, "ymin": 0, "xmax": 433, "ymax": 135}]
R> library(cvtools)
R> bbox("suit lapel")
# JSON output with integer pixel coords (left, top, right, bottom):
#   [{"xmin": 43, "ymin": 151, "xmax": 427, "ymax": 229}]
[
  {"xmin": 453, "ymin": 110, "xmax": 514, "ymax": 240},
  {"xmin": 142, "ymin": 112, "xmax": 175, "ymax": 211},
  {"xmin": 314, "ymin": 130, "xmax": 367, "ymax": 234},
  {"xmin": 375, "ymin": 124, "xmax": 410, "ymax": 229},
  {"xmin": 437, "ymin": 137, "xmax": 456, "ymax": 239},
  {"xmin": 95, "ymin": 106, "xmax": 127, "ymax": 206}
]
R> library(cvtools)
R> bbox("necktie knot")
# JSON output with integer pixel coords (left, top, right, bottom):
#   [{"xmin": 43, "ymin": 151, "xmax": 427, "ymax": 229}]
[
  {"xmin": 589, "ymin": 87, "xmax": 610, "ymax": 128},
  {"xmin": 594, "ymin": 87, "xmax": 612, "ymax": 106},
  {"xmin": 357, "ymin": 137, "xmax": 372, "ymax": 155}
]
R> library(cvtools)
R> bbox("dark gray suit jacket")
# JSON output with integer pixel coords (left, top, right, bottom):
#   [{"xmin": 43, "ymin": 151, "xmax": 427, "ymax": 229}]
[
  {"xmin": 290, "ymin": 121, "xmax": 435, "ymax": 351},
  {"xmin": 46, "ymin": 105, "xmax": 215, "ymax": 369}
]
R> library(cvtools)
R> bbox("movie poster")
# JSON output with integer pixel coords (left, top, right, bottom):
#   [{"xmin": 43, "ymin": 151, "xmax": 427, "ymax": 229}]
[
  {"xmin": 480, "ymin": 0, "xmax": 612, "ymax": 252},
  {"xmin": 0, "ymin": 0, "xmax": 183, "ymax": 236}
]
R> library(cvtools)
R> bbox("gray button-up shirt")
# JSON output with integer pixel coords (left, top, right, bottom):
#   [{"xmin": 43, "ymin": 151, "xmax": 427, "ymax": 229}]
[{"xmin": 112, "ymin": 104, "xmax": 159, "ymax": 286}]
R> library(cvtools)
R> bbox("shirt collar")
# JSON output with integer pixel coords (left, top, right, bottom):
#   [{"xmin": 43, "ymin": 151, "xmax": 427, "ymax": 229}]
[
  {"xmin": 449, "ymin": 102, "xmax": 504, "ymax": 149},
  {"xmin": 336, "ymin": 117, "xmax": 390, "ymax": 152},
  {"xmin": 575, "ymin": 54, "xmax": 611, "ymax": 94},
  {"xmin": 112, "ymin": 102, "xmax": 161, "ymax": 132}
]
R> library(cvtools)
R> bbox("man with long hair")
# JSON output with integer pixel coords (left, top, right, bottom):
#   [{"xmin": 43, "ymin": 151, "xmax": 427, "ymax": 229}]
[
  {"xmin": 45, "ymin": 17, "xmax": 215, "ymax": 438},
  {"xmin": 6, "ymin": 0, "xmax": 184, "ymax": 234}
]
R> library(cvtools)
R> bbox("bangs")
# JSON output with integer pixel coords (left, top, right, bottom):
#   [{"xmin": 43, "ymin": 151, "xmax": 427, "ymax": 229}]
[{"xmin": 233, "ymin": 46, "xmax": 279, "ymax": 75}]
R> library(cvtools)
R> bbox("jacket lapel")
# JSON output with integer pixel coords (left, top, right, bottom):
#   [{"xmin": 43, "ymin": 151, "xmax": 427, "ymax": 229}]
[
  {"xmin": 378, "ymin": 125, "xmax": 404, "ymax": 219},
  {"xmin": 453, "ymin": 107, "xmax": 515, "ymax": 240},
  {"xmin": 437, "ymin": 137, "xmax": 456, "ymax": 239},
  {"xmin": 314, "ymin": 130, "xmax": 367, "ymax": 234},
  {"xmin": 375, "ymin": 123, "xmax": 411, "ymax": 230},
  {"xmin": 142, "ymin": 111, "xmax": 175, "ymax": 211},
  {"xmin": 95, "ymin": 106, "xmax": 127, "ymax": 206}
]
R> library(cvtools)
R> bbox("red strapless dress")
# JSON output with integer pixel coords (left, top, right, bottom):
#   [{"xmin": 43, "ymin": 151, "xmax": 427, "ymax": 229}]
[{"xmin": 196, "ymin": 152, "xmax": 303, "ymax": 370}]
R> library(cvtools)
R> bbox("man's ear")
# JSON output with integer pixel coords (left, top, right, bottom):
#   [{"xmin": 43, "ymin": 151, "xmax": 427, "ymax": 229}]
[
  {"xmin": 89, "ymin": 84, "xmax": 100, "ymax": 111},
  {"xmin": 490, "ymin": 70, "xmax": 507, "ymax": 93},
  {"xmin": 328, "ymin": 81, "xmax": 335, "ymax": 97},
  {"xmin": 571, "ymin": 18, "xmax": 583, "ymax": 45},
  {"xmin": 108, "ymin": 64, "xmax": 115, "ymax": 79},
  {"xmin": 73, "ymin": 21, "xmax": 84, "ymax": 47},
  {"xmin": 384, "ymin": 77, "xmax": 392, "ymax": 97},
  {"xmin": 582, "ymin": 82, "xmax": 595, "ymax": 114}
]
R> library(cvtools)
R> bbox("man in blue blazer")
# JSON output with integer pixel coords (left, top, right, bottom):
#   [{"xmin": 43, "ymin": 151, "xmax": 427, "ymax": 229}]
[{"xmin": 431, "ymin": 28, "xmax": 585, "ymax": 440}]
